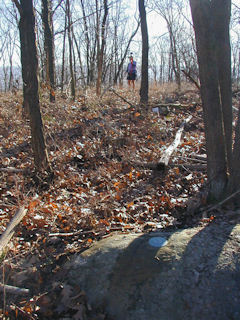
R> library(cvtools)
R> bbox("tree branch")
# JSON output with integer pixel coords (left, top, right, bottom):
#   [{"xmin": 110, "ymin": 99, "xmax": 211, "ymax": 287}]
[
  {"xmin": 53, "ymin": 0, "xmax": 65, "ymax": 15},
  {"xmin": 181, "ymin": 69, "xmax": 200, "ymax": 90},
  {"xmin": 11, "ymin": 0, "xmax": 22, "ymax": 15}
]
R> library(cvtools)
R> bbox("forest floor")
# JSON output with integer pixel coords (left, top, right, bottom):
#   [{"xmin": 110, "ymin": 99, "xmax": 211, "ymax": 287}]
[{"xmin": 0, "ymin": 83, "xmax": 239, "ymax": 319}]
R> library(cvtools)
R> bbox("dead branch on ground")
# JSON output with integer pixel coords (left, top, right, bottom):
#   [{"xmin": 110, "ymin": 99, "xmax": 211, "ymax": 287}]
[
  {"xmin": 0, "ymin": 207, "xmax": 27, "ymax": 255},
  {"xmin": 158, "ymin": 115, "xmax": 192, "ymax": 168},
  {"xmin": 201, "ymin": 189, "xmax": 240, "ymax": 215},
  {"xmin": 109, "ymin": 88, "xmax": 137, "ymax": 109},
  {"xmin": 0, "ymin": 167, "xmax": 25, "ymax": 173},
  {"xmin": 0, "ymin": 283, "xmax": 30, "ymax": 296},
  {"xmin": 129, "ymin": 160, "xmax": 206, "ymax": 172}
]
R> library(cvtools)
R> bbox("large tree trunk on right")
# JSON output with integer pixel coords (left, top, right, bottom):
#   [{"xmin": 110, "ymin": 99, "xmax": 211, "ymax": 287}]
[
  {"xmin": 230, "ymin": 108, "xmax": 240, "ymax": 193},
  {"xmin": 18, "ymin": 0, "xmax": 51, "ymax": 172},
  {"xmin": 190, "ymin": 0, "xmax": 229, "ymax": 201},
  {"xmin": 211, "ymin": 0, "xmax": 232, "ymax": 176}
]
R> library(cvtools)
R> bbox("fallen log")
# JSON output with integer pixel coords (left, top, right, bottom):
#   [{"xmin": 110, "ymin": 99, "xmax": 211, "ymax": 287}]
[
  {"xmin": 49, "ymin": 229, "xmax": 93, "ymax": 237},
  {"xmin": 0, "ymin": 207, "xmax": 27, "ymax": 255},
  {"xmin": 189, "ymin": 154, "xmax": 207, "ymax": 161},
  {"xmin": 0, "ymin": 167, "xmax": 25, "ymax": 173},
  {"xmin": 154, "ymin": 102, "xmax": 191, "ymax": 109},
  {"xmin": 152, "ymin": 102, "xmax": 197, "ymax": 117},
  {"xmin": 177, "ymin": 155, "xmax": 207, "ymax": 164},
  {"xmin": 158, "ymin": 115, "xmax": 192, "ymax": 169},
  {"xmin": 0, "ymin": 283, "xmax": 29, "ymax": 296},
  {"xmin": 128, "ymin": 160, "xmax": 206, "ymax": 172},
  {"xmin": 176, "ymin": 163, "xmax": 206, "ymax": 171}
]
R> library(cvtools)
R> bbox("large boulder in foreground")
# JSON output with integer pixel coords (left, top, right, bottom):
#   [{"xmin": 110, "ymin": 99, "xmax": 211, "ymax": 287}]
[{"xmin": 64, "ymin": 222, "xmax": 240, "ymax": 320}]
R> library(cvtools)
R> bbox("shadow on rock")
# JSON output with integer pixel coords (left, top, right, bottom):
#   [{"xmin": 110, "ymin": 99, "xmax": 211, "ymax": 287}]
[{"xmin": 65, "ymin": 221, "xmax": 240, "ymax": 320}]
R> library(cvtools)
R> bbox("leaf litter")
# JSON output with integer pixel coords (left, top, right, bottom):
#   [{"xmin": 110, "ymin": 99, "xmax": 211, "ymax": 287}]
[{"xmin": 0, "ymin": 84, "xmax": 213, "ymax": 319}]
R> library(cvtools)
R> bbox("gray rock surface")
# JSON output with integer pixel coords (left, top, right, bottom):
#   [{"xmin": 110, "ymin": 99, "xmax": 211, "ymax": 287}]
[{"xmin": 64, "ymin": 222, "xmax": 240, "ymax": 320}]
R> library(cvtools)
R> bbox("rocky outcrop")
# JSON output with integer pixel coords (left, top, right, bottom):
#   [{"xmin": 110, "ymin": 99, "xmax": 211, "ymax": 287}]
[{"xmin": 64, "ymin": 222, "xmax": 240, "ymax": 320}]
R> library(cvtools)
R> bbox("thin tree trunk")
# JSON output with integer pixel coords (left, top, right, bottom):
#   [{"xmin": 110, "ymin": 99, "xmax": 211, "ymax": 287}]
[
  {"xmin": 42, "ymin": 0, "xmax": 56, "ymax": 102},
  {"xmin": 66, "ymin": 0, "xmax": 75, "ymax": 100},
  {"xmin": 8, "ymin": 54, "xmax": 14, "ymax": 91},
  {"xmin": 90, "ymin": 40, "xmax": 97, "ymax": 84},
  {"xmin": 96, "ymin": 0, "xmax": 108, "ymax": 96},
  {"xmin": 169, "ymin": 24, "xmax": 181, "ymax": 91},
  {"xmin": 73, "ymin": 32, "xmax": 85, "ymax": 87},
  {"xmin": 61, "ymin": 12, "xmax": 67, "ymax": 93},
  {"xmin": 139, "ymin": 0, "xmax": 149, "ymax": 106},
  {"xmin": 80, "ymin": 0, "xmax": 90, "ymax": 85}
]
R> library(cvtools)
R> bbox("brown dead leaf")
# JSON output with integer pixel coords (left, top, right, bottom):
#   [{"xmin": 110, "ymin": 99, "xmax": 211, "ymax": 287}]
[{"xmin": 28, "ymin": 200, "xmax": 40, "ymax": 212}]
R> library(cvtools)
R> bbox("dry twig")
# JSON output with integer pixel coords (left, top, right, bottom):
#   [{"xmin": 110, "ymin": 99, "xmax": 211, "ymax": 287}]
[
  {"xmin": 202, "ymin": 189, "xmax": 240, "ymax": 214},
  {"xmin": 0, "ymin": 207, "xmax": 27, "ymax": 255},
  {"xmin": 109, "ymin": 88, "xmax": 137, "ymax": 109}
]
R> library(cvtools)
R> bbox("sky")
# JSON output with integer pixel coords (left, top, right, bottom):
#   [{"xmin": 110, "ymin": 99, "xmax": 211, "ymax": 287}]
[
  {"xmin": 126, "ymin": 0, "xmax": 240, "ymax": 55},
  {"xmin": 122, "ymin": 0, "xmax": 168, "ymax": 61},
  {"xmin": 127, "ymin": 0, "xmax": 167, "ymax": 37},
  {"xmin": 1, "ymin": 0, "xmax": 239, "ymax": 69}
]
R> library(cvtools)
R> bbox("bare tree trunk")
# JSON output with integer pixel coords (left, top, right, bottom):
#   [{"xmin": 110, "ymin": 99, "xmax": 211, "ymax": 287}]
[
  {"xmin": 61, "ymin": 12, "xmax": 67, "ymax": 93},
  {"xmin": 139, "ymin": 0, "xmax": 149, "ymax": 106},
  {"xmin": 42, "ymin": 0, "xmax": 56, "ymax": 102},
  {"xmin": 90, "ymin": 39, "xmax": 97, "ymax": 84},
  {"xmin": 80, "ymin": 0, "xmax": 90, "ymax": 85},
  {"xmin": 212, "ymin": 0, "xmax": 232, "ymax": 176},
  {"xmin": 13, "ymin": 0, "xmax": 51, "ymax": 173},
  {"xmin": 168, "ymin": 52, "xmax": 173, "ymax": 82},
  {"xmin": 36, "ymin": 25, "xmax": 45, "ymax": 82},
  {"xmin": 96, "ymin": 0, "xmax": 109, "ymax": 96},
  {"xmin": 168, "ymin": 23, "xmax": 181, "ymax": 91},
  {"xmin": 8, "ymin": 55, "xmax": 14, "ymax": 91},
  {"xmin": 66, "ymin": 0, "xmax": 75, "ymax": 100},
  {"xmin": 73, "ymin": 32, "xmax": 85, "ymax": 87}
]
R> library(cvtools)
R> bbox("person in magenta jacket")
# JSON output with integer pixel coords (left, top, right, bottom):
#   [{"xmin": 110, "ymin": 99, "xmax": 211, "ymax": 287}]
[{"xmin": 127, "ymin": 54, "xmax": 137, "ymax": 89}]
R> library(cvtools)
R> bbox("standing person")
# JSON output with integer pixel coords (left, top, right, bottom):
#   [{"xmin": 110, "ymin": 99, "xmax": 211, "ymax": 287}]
[{"xmin": 127, "ymin": 53, "xmax": 137, "ymax": 89}]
